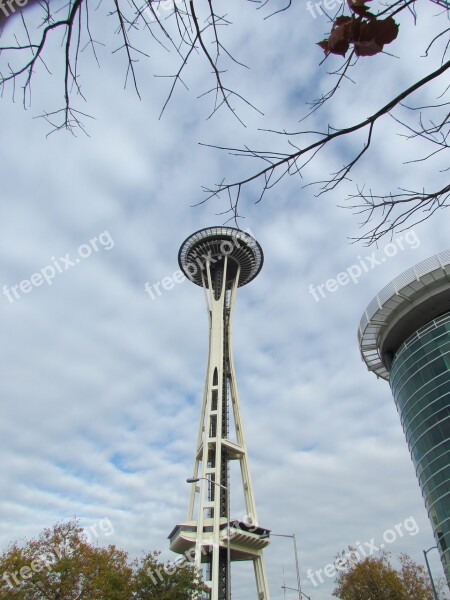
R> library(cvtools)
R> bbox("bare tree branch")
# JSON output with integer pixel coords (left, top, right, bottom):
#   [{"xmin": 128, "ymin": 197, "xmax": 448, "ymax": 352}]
[
  {"xmin": 199, "ymin": 58, "xmax": 450, "ymax": 232},
  {"xmin": 0, "ymin": 0, "xmax": 448, "ymax": 243},
  {"xmin": 349, "ymin": 184, "xmax": 450, "ymax": 245}
]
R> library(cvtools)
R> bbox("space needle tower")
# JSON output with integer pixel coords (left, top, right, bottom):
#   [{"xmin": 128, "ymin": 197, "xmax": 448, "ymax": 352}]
[{"xmin": 168, "ymin": 227, "xmax": 271, "ymax": 600}]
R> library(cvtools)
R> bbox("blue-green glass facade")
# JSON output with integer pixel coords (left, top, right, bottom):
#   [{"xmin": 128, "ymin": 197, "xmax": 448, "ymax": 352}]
[{"xmin": 390, "ymin": 311, "xmax": 450, "ymax": 581}]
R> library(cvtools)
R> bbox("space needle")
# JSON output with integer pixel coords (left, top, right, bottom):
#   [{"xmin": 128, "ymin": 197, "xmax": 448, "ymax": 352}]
[{"xmin": 168, "ymin": 227, "xmax": 271, "ymax": 600}]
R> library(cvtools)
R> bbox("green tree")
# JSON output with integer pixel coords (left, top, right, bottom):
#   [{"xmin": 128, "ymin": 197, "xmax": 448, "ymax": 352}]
[
  {"xmin": 0, "ymin": 520, "xmax": 133, "ymax": 599},
  {"xmin": 332, "ymin": 548, "xmax": 434, "ymax": 600},
  {"xmin": 132, "ymin": 550, "xmax": 208, "ymax": 600},
  {"xmin": 0, "ymin": 520, "xmax": 207, "ymax": 600}
]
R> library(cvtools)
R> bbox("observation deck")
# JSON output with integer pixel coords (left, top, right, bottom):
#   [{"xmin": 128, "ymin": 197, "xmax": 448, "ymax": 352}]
[
  {"xmin": 178, "ymin": 227, "xmax": 263, "ymax": 288},
  {"xmin": 169, "ymin": 520, "xmax": 271, "ymax": 562}
]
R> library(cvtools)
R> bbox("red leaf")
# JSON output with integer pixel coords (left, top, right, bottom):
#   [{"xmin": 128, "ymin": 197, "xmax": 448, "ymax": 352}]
[
  {"xmin": 318, "ymin": 8, "xmax": 397, "ymax": 59},
  {"xmin": 350, "ymin": 17, "xmax": 362, "ymax": 41},
  {"xmin": 334, "ymin": 15, "xmax": 353, "ymax": 27},
  {"xmin": 328, "ymin": 25, "xmax": 351, "ymax": 57},
  {"xmin": 374, "ymin": 17, "xmax": 399, "ymax": 45},
  {"xmin": 354, "ymin": 40, "xmax": 383, "ymax": 56},
  {"xmin": 358, "ymin": 19, "xmax": 377, "ymax": 42},
  {"xmin": 317, "ymin": 39, "xmax": 330, "ymax": 53},
  {"xmin": 348, "ymin": 0, "xmax": 371, "ymax": 7},
  {"xmin": 348, "ymin": 0, "xmax": 372, "ymax": 15}
]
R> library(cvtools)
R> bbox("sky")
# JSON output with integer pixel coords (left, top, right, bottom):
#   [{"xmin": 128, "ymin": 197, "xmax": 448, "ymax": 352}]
[{"xmin": 0, "ymin": 1, "xmax": 449, "ymax": 599}]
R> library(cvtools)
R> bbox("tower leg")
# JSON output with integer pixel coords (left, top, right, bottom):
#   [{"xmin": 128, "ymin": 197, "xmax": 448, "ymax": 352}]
[{"xmin": 254, "ymin": 554, "xmax": 271, "ymax": 600}]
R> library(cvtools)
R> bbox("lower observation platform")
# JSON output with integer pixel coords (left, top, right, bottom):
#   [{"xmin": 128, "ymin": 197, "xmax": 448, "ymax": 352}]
[{"xmin": 169, "ymin": 520, "xmax": 270, "ymax": 561}]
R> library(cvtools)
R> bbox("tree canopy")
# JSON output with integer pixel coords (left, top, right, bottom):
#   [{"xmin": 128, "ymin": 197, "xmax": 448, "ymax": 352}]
[
  {"xmin": 0, "ymin": 520, "xmax": 207, "ymax": 600},
  {"xmin": 332, "ymin": 548, "xmax": 435, "ymax": 600}
]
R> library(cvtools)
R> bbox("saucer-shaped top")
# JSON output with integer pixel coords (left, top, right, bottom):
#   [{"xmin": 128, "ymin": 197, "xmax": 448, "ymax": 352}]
[{"xmin": 178, "ymin": 227, "xmax": 263, "ymax": 288}]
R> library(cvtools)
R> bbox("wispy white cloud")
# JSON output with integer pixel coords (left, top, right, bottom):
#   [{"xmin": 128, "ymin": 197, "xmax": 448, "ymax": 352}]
[{"xmin": 0, "ymin": 2, "xmax": 447, "ymax": 599}]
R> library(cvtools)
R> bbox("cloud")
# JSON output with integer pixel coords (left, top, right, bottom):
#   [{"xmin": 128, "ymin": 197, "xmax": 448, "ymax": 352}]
[{"xmin": 0, "ymin": 2, "xmax": 448, "ymax": 599}]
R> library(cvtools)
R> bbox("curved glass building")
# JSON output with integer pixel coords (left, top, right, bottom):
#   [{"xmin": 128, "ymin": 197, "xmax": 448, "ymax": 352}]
[{"xmin": 359, "ymin": 250, "xmax": 450, "ymax": 586}]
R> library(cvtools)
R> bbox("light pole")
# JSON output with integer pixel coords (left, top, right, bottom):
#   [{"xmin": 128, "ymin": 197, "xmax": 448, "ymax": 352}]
[
  {"xmin": 281, "ymin": 586, "xmax": 311, "ymax": 599},
  {"xmin": 187, "ymin": 476, "xmax": 231, "ymax": 600},
  {"xmin": 423, "ymin": 546, "xmax": 439, "ymax": 600},
  {"xmin": 265, "ymin": 532, "xmax": 302, "ymax": 600}
]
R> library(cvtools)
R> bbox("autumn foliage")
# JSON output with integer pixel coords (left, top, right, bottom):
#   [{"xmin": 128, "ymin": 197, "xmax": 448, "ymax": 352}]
[
  {"xmin": 318, "ymin": 0, "xmax": 399, "ymax": 57},
  {"xmin": 0, "ymin": 520, "xmax": 207, "ymax": 600},
  {"xmin": 332, "ymin": 548, "xmax": 434, "ymax": 600}
]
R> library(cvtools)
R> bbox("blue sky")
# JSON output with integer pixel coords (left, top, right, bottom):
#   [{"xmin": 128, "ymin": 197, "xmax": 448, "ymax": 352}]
[{"xmin": 0, "ymin": 1, "xmax": 449, "ymax": 598}]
